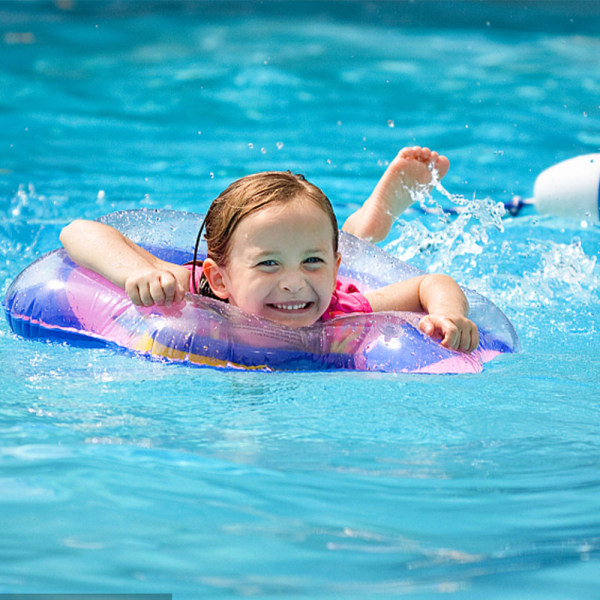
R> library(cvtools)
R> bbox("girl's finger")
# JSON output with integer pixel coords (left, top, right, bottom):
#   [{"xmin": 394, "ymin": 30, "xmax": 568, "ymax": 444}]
[{"xmin": 149, "ymin": 278, "xmax": 167, "ymax": 306}]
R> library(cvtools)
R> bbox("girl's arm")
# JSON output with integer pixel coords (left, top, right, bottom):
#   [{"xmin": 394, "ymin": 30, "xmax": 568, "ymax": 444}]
[
  {"xmin": 60, "ymin": 219, "xmax": 190, "ymax": 307},
  {"xmin": 364, "ymin": 274, "xmax": 479, "ymax": 352}
]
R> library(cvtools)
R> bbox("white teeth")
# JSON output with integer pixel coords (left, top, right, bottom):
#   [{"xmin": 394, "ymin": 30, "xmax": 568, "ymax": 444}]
[{"xmin": 273, "ymin": 303, "xmax": 309, "ymax": 311}]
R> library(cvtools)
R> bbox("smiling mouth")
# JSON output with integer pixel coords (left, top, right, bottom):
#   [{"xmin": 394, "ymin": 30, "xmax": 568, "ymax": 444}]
[{"xmin": 269, "ymin": 302, "xmax": 313, "ymax": 312}]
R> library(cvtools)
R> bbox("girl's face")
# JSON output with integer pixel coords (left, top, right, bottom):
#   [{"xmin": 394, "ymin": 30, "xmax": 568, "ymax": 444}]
[{"xmin": 204, "ymin": 199, "xmax": 341, "ymax": 328}]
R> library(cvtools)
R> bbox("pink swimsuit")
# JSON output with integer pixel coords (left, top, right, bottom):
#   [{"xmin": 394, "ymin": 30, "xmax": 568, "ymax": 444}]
[
  {"xmin": 184, "ymin": 264, "xmax": 372, "ymax": 320},
  {"xmin": 320, "ymin": 278, "xmax": 372, "ymax": 320}
]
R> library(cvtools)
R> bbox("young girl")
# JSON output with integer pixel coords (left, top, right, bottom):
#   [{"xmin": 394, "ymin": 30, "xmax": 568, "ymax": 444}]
[{"xmin": 60, "ymin": 146, "xmax": 479, "ymax": 353}]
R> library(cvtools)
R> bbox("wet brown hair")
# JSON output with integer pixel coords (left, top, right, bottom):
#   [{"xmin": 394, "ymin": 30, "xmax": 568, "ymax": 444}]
[{"xmin": 193, "ymin": 171, "xmax": 338, "ymax": 299}]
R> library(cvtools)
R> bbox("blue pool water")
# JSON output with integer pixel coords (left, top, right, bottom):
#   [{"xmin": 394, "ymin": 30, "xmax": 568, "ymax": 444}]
[{"xmin": 1, "ymin": 1, "xmax": 599, "ymax": 597}]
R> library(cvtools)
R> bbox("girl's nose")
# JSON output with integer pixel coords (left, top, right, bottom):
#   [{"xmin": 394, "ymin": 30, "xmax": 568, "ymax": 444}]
[{"xmin": 280, "ymin": 270, "xmax": 305, "ymax": 294}]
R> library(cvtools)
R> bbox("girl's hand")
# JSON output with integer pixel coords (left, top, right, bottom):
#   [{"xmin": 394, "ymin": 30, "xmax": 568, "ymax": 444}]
[
  {"xmin": 418, "ymin": 314, "xmax": 479, "ymax": 353},
  {"xmin": 125, "ymin": 269, "xmax": 187, "ymax": 307}
]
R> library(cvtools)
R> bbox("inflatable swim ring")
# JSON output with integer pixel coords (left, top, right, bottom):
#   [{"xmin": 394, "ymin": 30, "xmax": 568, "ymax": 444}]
[{"xmin": 3, "ymin": 209, "xmax": 518, "ymax": 374}]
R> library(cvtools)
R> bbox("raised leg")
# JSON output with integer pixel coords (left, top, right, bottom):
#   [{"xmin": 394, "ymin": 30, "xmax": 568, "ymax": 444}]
[{"xmin": 342, "ymin": 146, "xmax": 450, "ymax": 242}]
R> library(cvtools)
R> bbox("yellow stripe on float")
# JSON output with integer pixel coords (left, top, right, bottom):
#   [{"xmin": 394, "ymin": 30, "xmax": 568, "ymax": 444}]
[{"xmin": 132, "ymin": 334, "xmax": 268, "ymax": 371}]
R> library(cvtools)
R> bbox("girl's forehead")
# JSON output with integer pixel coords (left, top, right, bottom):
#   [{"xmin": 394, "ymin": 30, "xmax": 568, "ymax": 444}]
[
  {"xmin": 262, "ymin": 197, "xmax": 326, "ymax": 217},
  {"xmin": 232, "ymin": 200, "xmax": 335, "ymax": 249},
  {"xmin": 246, "ymin": 199, "xmax": 330, "ymax": 229}
]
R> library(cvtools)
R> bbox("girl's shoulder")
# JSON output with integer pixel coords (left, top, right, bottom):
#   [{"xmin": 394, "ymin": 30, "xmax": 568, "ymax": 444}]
[
  {"xmin": 181, "ymin": 261, "xmax": 203, "ymax": 294},
  {"xmin": 321, "ymin": 277, "xmax": 372, "ymax": 321}
]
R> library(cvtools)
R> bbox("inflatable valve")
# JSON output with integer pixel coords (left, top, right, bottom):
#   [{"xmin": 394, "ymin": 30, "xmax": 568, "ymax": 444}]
[{"xmin": 532, "ymin": 153, "xmax": 600, "ymax": 221}]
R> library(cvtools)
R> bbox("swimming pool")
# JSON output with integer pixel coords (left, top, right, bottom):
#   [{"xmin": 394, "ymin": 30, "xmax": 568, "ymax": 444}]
[{"xmin": 1, "ymin": 1, "xmax": 599, "ymax": 597}]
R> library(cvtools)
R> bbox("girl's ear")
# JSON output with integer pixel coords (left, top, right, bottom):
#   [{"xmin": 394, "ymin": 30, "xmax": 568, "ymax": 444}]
[
  {"xmin": 334, "ymin": 252, "xmax": 342, "ymax": 276},
  {"xmin": 201, "ymin": 258, "xmax": 230, "ymax": 300}
]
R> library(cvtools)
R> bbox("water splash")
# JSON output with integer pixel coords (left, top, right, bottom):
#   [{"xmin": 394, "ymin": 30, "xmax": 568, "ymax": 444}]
[
  {"xmin": 501, "ymin": 239, "xmax": 599, "ymax": 308},
  {"xmin": 6, "ymin": 184, "xmax": 67, "ymax": 222},
  {"xmin": 384, "ymin": 175, "xmax": 506, "ymax": 272},
  {"xmin": 382, "ymin": 176, "xmax": 600, "ymax": 314}
]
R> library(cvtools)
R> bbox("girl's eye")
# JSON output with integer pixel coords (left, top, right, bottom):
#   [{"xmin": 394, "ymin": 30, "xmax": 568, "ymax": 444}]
[
  {"xmin": 304, "ymin": 256, "xmax": 324, "ymax": 266},
  {"xmin": 257, "ymin": 259, "xmax": 278, "ymax": 268}
]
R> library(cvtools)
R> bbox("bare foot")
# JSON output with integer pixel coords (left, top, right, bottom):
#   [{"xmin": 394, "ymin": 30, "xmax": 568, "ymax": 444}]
[{"xmin": 342, "ymin": 146, "xmax": 450, "ymax": 242}]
